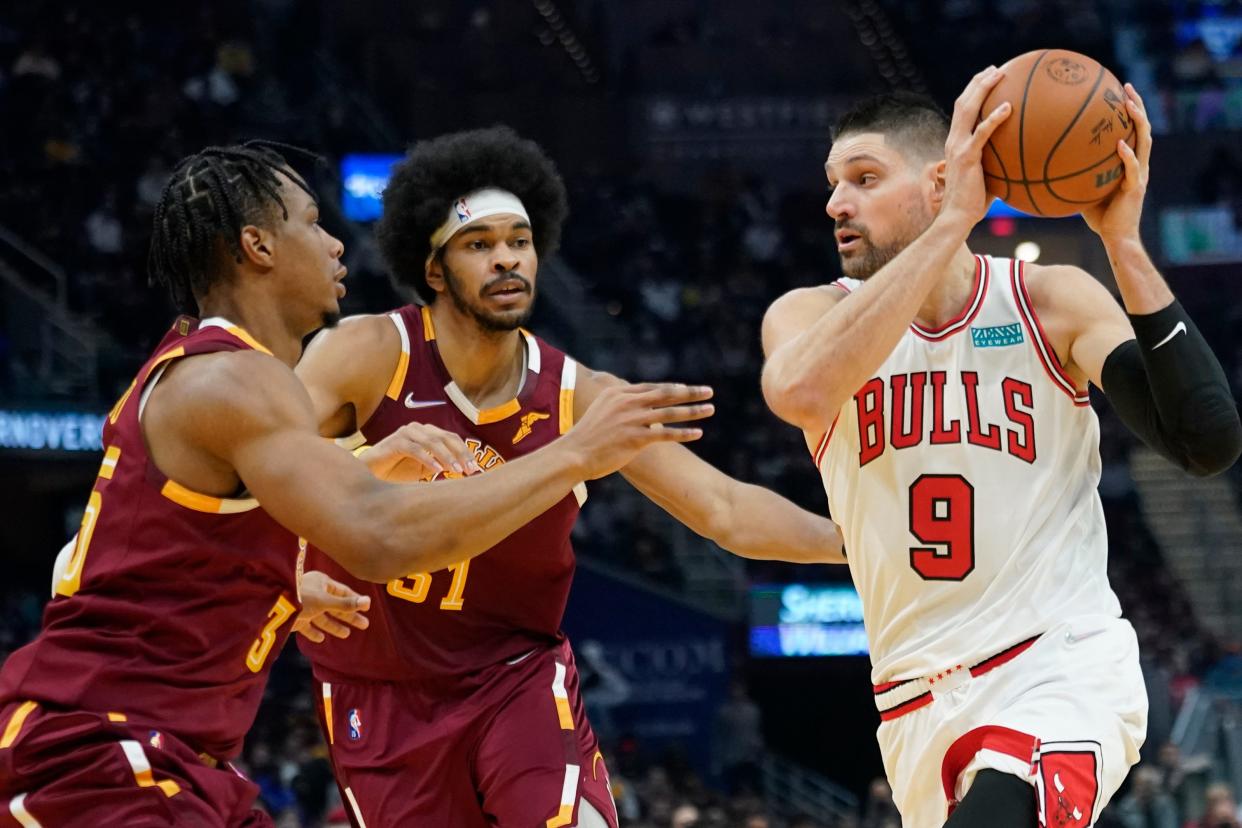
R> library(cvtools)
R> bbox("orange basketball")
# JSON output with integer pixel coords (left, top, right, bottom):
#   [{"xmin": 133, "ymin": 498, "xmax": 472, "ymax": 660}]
[{"xmin": 981, "ymin": 49, "xmax": 1136, "ymax": 217}]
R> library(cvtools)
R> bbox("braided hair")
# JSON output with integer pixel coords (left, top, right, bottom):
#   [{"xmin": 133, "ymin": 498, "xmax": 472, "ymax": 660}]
[{"xmin": 148, "ymin": 140, "xmax": 322, "ymax": 313}]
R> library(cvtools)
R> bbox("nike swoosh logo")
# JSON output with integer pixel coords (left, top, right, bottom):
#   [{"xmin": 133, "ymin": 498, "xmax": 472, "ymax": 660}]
[
  {"xmin": 1152, "ymin": 321, "xmax": 1186, "ymax": 350},
  {"xmin": 404, "ymin": 394, "xmax": 447, "ymax": 409}
]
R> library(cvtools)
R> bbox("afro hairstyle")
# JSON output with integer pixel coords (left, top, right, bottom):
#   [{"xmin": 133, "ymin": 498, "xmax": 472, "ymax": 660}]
[{"xmin": 376, "ymin": 126, "xmax": 569, "ymax": 304}]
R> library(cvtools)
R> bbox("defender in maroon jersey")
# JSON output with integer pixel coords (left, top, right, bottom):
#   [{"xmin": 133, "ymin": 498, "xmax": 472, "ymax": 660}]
[
  {"xmin": 295, "ymin": 127, "xmax": 845, "ymax": 827},
  {"xmin": 0, "ymin": 143, "xmax": 715, "ymax": 828}
]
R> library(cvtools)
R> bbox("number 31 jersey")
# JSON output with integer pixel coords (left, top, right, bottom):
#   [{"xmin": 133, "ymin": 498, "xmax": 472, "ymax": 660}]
[
  {"xmin": 302, "ymin": 305, "xmax": 586, "ymax": 688},
  {"xmin": 812, "ymin": 256, "xmax": 1121, "ymax": 684}
]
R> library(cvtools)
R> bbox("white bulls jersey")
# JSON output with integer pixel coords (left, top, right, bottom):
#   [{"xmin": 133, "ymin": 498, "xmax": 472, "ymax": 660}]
[{"xmin": 812, "ymin": 254, "xmax": 1122, "ymax": 685}]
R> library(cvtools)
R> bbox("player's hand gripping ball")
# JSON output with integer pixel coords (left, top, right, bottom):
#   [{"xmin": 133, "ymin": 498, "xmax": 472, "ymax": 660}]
[{"xmin": 980, "ymin": 49, "xmax": 1136, "ymax": 217}]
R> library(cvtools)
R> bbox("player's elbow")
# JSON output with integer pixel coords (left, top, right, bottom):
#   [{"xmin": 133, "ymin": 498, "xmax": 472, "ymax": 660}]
[
  {"xmin": 1181, "ymin": 406, "xmax": 1242, "ymax": 477},
  {"xmin": 761, "ymin": 369, "xmax": 833, "ymax": 434}
]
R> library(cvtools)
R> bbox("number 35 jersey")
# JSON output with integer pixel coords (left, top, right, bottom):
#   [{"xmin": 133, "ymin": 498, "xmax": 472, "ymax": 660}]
[
  {"xmin": 812, "ymin": 256, "xmax": 1120, "ymax": 685},
  {"xmin": 301, "ymin": 305, "xmax": 586, "ymax": 688}
]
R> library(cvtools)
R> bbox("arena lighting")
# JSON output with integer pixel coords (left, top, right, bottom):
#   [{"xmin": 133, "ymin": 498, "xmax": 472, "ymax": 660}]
[
  {"xmin": 0, "ymin": 409, "xmax": 105, "ymax": 453},
  {"xmin": 1015, "ymin": 241, "xmax": 1042, "ymax": 262},
  {"xmin": 749, "ymin": 583, "xmax": 869, "ymax": 657},
  {"xmin": 340, "ymin": 154, "xmax": 402, "ymax": 222}
]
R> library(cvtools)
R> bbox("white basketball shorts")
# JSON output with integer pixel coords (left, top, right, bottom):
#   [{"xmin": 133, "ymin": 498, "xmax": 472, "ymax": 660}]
[{"xmin": 874, "ymin": 614, "xmax": 1148, "ymax": 828}]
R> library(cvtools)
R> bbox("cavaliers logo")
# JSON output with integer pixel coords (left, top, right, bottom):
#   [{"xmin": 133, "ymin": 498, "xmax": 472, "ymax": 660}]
[{"xmin": 1045, "ymin": 58, "xmax": 1087, "ymax": 85}]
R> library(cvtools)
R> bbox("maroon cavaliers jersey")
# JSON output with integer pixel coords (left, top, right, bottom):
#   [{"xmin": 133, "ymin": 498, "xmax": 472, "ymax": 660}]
[
  {"xmin": 301, "ymin": 305, "xmax": 585, "ymax": 687},
  {"xmin": 0, "ymin": 317, "xmax": 301, "ymax": 759}
]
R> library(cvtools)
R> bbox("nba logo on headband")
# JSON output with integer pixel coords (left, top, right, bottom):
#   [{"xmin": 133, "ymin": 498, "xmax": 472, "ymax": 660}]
[{"xmin": 454, "ymin": 198, "xmax": 472, "ymax": 222}]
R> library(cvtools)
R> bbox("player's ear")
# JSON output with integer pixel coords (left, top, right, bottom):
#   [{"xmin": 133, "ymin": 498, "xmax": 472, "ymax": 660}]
[
  {"xmin": 424, "ymin": 259, "xmax": 445, "ymax": 295},
  {"xmin": 928, "ymin": 159, "xmax": 947, "ymax": 209},
  {"xmin": 239, "ymin": 225, "xmax": 276, "ymax": 269}
]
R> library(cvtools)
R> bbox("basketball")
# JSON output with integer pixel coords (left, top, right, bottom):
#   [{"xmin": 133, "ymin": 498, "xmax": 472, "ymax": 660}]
[{"xmin": 981, "ymin": 49, "xmax": 1136, "ymax": 217}]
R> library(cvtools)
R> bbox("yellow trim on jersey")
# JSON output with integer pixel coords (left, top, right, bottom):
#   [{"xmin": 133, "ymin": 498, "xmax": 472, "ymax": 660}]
[
  {"xmin": 546, "ymin": 804, "xmax": 575, "ymax": 828},
  {"xmin": 120, "ymin": 739, "xmax": 181, "ymax": 798},
  {"xmin": 559, "ymin": 358, "xmax": 577, "ymax": 435},
  {"xmin": 552, "ymin": 662, "xmax": 574, "ymax": 730},
  {"xmin": 0, "ymin": 701, "xmax": 37, "ymax": 749},
  {"xmin": 384, "ymin": 312, "xmax": 413, "ymax": 401},
  {"xmin": 592, "ymin": 750, "xmax": 605, "ymax": 781},
  {"xmin": 546, "ymin": 762, "xmax": 581, "ymax": 828},
  {"xmin": 98, "ymin": 446, "xmax": 122, "ymax": 480},
  {"xmin": 225, "ymin": 326, "xmax": 273, "ymax": 356},
  {"xmin": 476, "ymin": 398, "xmax": 522, "ymax": 425},
  {"xmin": 109, "ymin": 345, "xmax": 187, "ymax": 425},
  {"xmin": 322, "ymin": 683, "xmax": 334, "ymax": 745},
  {"xmin": 160, "ymin": 479, "xmax": 260, "ymax": 514},
  {"xmin": 421, "ymin": 305, "xmax": 436, "ymax": 341},
  {"xmin": 107, "ymin": 712, "xmax": 127, "ymax": 722}
]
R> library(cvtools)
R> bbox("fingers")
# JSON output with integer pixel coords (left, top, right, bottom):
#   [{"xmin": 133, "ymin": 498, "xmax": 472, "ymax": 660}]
[
  {"xmin": 391, "ymin": 425, "xmax": 480, "ymax": 475},
  {"xmin": 311, "ymin": 614, "xmax": 353, "ymax": 639},
  {"xmin": 329, "ymin": 609, "xmax": 370, "ymax": 631},
  {"xmin": 647, "ymin": 426, "xmax": 704, "ymax": 443},
  {"xmin": 969, "ymin": 100, "xmax": 1012, "ymax": 151},
  {"xmin": 949, "ymin": 65, "xmax": 1005, "ymax": 140},
  {"xmin": 1116, "ymin": 138, "xmax": 1141, "ymax": 192},
  {"xmin": 1123, "ymin": 82, "xmax": 1152, "ymax": 169},
  {"xmin": 315, "ymin": 586, "xmax": 372, "ymax": 613},
  {"xmin": 435, "ymin": 434, "xmax": 480, "ymax": 475},
  {"xmin": 299, "ymin": 625, "xmax": 325, "ymax": 643},
  {"xmin": 646, "ymin": 402, "xmax": 716, "ymax": 425},
  {"xmin": 627, "ymin": 383, "xmax": 715, "ymax": 408}
]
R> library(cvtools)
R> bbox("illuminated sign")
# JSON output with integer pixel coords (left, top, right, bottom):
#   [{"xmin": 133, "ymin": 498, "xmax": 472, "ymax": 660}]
[
  {"xmin": 749, "ymin": 583, "xmax": 869, "ymax": 657},
  {"xmin": 341, "ymin": 154, "xmax": 402, "ymax": 222},
  {"xmin": 0, "ymin": 409, "xmax": 105, "ymax": 453}
]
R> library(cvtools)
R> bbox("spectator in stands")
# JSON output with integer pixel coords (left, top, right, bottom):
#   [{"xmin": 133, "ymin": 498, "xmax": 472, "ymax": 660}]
[
  {"xmin": 713, "ymin": 679, "xmax": 765, "ymax": 795},
  {"xmin": 1115, "ymin": 765, "xmax": 1179, "ymax": 828},
  {"xmin": 1155, "ymin": 740, "xmax": 1212, "ymax": 819},
  {"xmin": 861, "ymin": 777, "xmax": 900, "ymax": 828},
  {"xmin": 671, "ymin": 801, "xmax": 700, "ymax": 828}
]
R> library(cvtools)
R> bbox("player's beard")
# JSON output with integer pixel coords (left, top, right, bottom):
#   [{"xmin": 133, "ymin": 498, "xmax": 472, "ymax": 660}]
[
  {"xmin": 321, "ymin": 311, "xmax": 341, "ymax": 329},
  {"xmin": 443, "ymin": 264, "xmax": 535, "ymax": 333},
  {"xmin": 839, "ymin": 200, "xmax": 935, "ymax": 280}
]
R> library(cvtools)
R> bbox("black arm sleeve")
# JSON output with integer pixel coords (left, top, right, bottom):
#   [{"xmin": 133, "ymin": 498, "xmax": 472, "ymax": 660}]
[{"xmin": 1100, "ymin": 300, "xmax": 1242, "ymax": 477}]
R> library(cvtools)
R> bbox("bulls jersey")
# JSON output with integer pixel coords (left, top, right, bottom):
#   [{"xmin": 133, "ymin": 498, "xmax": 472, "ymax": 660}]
[
  {"xmin": 812, "ymin": 256, "xmax": 1121, "ymax": 684},
  {"xmin": 302, "ymin": 305, "xmax": 585, "ymax": 688},
  {"xmin": 0, "ymin": 318, "xmax": 301, "ymax": 759}
]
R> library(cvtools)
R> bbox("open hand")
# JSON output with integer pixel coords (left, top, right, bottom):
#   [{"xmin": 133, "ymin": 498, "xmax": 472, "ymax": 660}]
[{"xmin": 293, "ymin": 570, "xmax": 372, "ymax": 643}]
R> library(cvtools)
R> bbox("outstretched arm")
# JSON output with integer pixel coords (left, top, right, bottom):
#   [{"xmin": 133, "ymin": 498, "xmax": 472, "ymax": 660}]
[
  {"xmin": 577, "ymin": 367, "xmax": 844, "ymax": 564},
  {"xmin": 1033, "ymin": 84, "xmax": 1241, "ymax": 476},
  {"xmin": 152, "ymin": 350, "xmax": 715, "ymax": 582}
]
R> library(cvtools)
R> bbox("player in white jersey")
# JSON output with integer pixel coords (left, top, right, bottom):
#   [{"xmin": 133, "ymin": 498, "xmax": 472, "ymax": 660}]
[{"xmin": 761, "ymin": 69, "xmax": 1241, "ymax": 828}]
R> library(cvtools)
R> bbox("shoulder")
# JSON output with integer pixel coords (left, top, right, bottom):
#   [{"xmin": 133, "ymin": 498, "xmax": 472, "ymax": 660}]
[
  {"xmin": 572, "ymin": 363, "xmax": 626, "ymax": 418},
  {"xmin": 1020, "ymin": 262, "xmax": 1118, "ymax": 322},
  {"xmin": 301, "ymin": 313, "xmax": 402, "ymax": 369},
  {"xmin": 761, "ymin": 285, "xmax": 844, "ymax": 355},
  {"xmin": 158, "ymin": 349, "xmax": 311, "ymax": 428}
]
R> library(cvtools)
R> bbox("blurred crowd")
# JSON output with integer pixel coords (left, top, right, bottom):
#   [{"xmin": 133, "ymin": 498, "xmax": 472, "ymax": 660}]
[{"xmin": 3, "ymin": 2, "xmax": 1242, "ymax": 826}]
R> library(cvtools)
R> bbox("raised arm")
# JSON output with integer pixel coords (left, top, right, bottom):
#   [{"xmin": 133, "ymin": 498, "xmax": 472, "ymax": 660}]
[
  {"xmin": 1029, "ymin": 84, "xmax": 1241, "ymax": 476},
  {"xmin": 576, "ymin": 366, "xmax": 844, "ymax": 564},
  {"xmin": 761, "ymin": 66, "xmax": 1012, "ymax": 434},
  {"xmin": 152, "ymin": 350, "xmax": 714, "ymax": 582}
]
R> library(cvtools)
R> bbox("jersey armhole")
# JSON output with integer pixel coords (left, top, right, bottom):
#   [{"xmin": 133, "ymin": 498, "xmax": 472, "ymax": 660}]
[
  {"xmin": 1010, "ymin": 261, "xmax": 1091, "ymax": 407},
  {"xmin": 383, "ymin": 312, "xmax": 413, "ymax": 401}
]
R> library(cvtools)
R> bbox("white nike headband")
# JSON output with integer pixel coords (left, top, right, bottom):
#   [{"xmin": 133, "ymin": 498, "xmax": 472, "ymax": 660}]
[{"xmin": 425, "ymin": 188, "xmax": 530, "ymax": 269}]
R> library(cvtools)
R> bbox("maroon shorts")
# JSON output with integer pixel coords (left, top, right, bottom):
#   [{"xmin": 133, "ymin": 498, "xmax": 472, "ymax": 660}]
[
  {"xmin": 316, "ymin": 639, "xmax": 618, "ymax": 828},
  {"xmin": 0, "ymin": 700, "xmax": 271, "ymax": 828}
]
